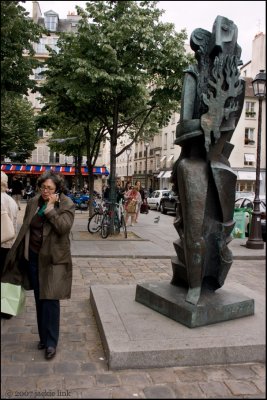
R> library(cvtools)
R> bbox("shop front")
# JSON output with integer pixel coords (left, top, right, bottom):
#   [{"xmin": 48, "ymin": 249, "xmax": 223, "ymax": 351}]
[{"xmin": 1, "ymin": 163, "xmax": 109, "ymax": 193}]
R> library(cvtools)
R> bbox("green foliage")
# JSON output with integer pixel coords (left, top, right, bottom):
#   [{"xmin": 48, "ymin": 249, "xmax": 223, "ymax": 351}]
[
  {"xmin": 1, "ymin": 1, "xmax": 44, "ymax": 95},
  {"xmin": 38, "ymin": 0, "xmax": 192, "ymax": 210},
  {"xmin": 1, "ymin": 93, "xmax": 38, "ymax": 161}
]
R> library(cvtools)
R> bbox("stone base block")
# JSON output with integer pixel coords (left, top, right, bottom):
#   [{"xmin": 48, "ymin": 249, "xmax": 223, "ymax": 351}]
[
  {"xmin": 135, "ymin": 281, "xmax": 254, "ymax": 328},
  {"xmin": 90, "ymin": 283, "xmax": 264, "ymax": 370}
]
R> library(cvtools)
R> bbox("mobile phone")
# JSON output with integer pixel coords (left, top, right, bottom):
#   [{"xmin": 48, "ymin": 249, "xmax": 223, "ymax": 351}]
[{"xmin": 55, "ymin": 191, "xmax": 61, "ymax": 202}]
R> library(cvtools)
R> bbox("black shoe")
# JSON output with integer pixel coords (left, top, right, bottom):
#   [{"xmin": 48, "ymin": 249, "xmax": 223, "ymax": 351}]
[
  {"xmin": 45, "ymin": 346, "xmax": 56, "ymax": 360},
  {"xmin": 37, "ymin": 342, "xmax": 45, "ymax": 350}
]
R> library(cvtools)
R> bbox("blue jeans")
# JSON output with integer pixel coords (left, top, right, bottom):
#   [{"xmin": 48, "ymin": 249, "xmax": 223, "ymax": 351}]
[{"xmin": 28, "ymin": 249, "xmax": 60, "ymax": 348}]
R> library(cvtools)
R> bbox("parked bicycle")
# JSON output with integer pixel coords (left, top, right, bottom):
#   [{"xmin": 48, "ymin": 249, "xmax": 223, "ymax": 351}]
[
  {"xmin": 87, "ymin": 201, "xmax": 106, "ymax": 234},
  {"xmin": 101, "ymin": 200, "xmax": 127, "ymax": 239}
]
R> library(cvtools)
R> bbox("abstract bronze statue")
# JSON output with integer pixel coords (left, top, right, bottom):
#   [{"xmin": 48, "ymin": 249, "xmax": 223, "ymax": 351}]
[{"xmin": 171, "ymin": 16, "xmax": 245, "ymax": 305}]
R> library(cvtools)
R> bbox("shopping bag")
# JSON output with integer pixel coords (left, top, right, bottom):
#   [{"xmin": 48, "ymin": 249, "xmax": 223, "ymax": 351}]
[
  {"xmin": 127, "ymin": 200, "xmax": 136, "ymax": 213},
  {"xmin": 1, "ymin": 282, "xmax": 26, "ymax": 316},
  {"xmin": 1, "ymin": 210, "xmax": 15, "ymax": 244}
]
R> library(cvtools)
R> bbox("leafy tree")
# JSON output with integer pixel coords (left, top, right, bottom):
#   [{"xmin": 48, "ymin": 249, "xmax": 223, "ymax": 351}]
[
  {"xmin": 1, "ymin": 1, "xmax": 45, "ymax": 160},
  {"xmin": 38, "ymin": 0, "xmax": 193, "ymax": 225},
  {"xmin": 1, "ymin": 1, "xmax": 44, "ymax": 95},
  {"xmin": 1, "ymin": 93, "xmax": 37, "ymax": 161}
]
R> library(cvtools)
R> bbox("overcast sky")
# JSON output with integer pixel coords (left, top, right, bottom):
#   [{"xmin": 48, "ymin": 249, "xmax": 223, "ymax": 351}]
[{"xmin": 23, "ymin": 1, "xmax": 266, "ymax": 65}]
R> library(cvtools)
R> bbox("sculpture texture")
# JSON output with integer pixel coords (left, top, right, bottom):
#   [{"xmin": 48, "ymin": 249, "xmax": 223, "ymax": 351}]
[{"xmin": 171, "ymin": 16, "xmax": 245, "ymax": 305}]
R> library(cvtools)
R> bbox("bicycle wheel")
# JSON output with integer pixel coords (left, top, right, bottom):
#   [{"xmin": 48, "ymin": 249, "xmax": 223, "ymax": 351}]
[
  {"xmin": 101, "ymin": 213, "xmax": 111, "ymax": 239},
  {"xmin": 120, "ymin": 214, "xmax": 127, "ymax": 238},
  {"xmin": 88, "ymin": 213, "xmax": 103, "ymax": 233},
  {"xmin": 114, "ymin": 212, "xmax": 121, "ymax": 234}
]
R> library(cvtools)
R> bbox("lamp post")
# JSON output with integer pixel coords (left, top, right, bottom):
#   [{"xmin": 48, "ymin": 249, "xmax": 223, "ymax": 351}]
[
  {"xmin": 246, "ymin": 70, "xmax": 266, "ymax": 249},
  {"xmin": 126, "ymin": 147, "xmax": 132, "ymax": 183},
  {"xmin": 144, "ymin": 142, "xmax": 149, "ymax": 190}
]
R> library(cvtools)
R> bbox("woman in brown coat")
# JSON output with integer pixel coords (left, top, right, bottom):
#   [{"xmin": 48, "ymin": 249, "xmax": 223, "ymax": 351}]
[{"xmin": 2, "ymin": 171, "xmax": 75, "ymax": 360}]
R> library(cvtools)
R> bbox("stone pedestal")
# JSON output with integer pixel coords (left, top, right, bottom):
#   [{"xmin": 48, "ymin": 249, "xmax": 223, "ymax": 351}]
[{"xmin": 135, "ymin": 281, "xmax": 254, "ymax": 328}]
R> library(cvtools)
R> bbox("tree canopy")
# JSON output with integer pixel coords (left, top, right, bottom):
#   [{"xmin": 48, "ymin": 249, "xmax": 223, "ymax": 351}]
[
  {"xmin": 38, "ymin": 0, "xmax": 193, "ymax": 206},
  {"xmin": 1, "ymin": 93, "xmax": 37, "ymax": 161},
  {"xmin": 1, "ymin": 1, "xmax": 44, "ymax": 95},
  {"xmin": 1, "ymin": 1, "xmax": 45, "ymax": 160}
]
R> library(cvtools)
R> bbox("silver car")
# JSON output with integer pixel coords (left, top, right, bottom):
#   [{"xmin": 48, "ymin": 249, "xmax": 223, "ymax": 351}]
[{"xmin": 147, "ymin": 190, "xmax": 170, "ymax": 211}]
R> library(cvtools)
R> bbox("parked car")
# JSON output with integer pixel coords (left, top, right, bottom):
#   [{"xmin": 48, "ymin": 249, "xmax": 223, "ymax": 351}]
[
  {"xmin": 159, "ymin": 190, "xmax": 178, "ymax": 214},
  {"xmin": 234, "ymin": 197, "xmax": 266, "ymax": 241},
  {"xmin": 147, "ymin": 190, "xmax": 170, "ymax": 211}
]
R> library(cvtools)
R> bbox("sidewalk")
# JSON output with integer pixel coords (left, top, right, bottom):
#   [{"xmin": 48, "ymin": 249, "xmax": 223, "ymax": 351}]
[
  {"xmin": 70, "ymin": 205, "xmax": 266, "ymax": 259},
  {"xmin": 1, "ymin": 201, "xmax": 265, "ymax": 399}
]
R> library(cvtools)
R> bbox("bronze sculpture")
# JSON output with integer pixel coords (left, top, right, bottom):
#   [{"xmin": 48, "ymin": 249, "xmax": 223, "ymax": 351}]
[
  {"xmin": 136, "ymin": 16, "xmax": 254, "ymax": 327},
  {"xmin": 171, "ymin": 16, "xmax": 245, "ymax": 305}
]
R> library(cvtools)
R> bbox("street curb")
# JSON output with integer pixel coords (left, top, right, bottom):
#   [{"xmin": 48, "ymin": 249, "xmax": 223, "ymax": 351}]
[{"xmin": 72, "ymin": 254, "xmax": 266, "ymax": 260}]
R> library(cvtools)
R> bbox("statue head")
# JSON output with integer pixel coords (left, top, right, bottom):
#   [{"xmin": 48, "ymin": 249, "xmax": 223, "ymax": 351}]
[
  {"xmin": 190, "ymin": 28, "xmax": 211, "ymax": 61},
  {"xmin": 209, "ymin": 16, "xmax": 241, "ymax": 63}
]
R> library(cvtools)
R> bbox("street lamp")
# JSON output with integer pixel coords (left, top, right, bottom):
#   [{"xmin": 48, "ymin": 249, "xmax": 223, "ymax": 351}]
[
  {"xmin": 246, "ymin": 70, "xmax": 266, "ymax": 249},
  {"xmin": 144, "ymin": 142, "xmax": 149, "ymax": 190},
  {"xmin": 126, "ymin": 147, "xmax": 132, "ymax": 183}
]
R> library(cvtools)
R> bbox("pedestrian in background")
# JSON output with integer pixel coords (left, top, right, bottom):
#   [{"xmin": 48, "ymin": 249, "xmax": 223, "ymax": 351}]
[
  {"xmin": 2, "ymin": 171, "xmax": 75, "ymax": 360},
  {"xmin": 11, "ymin": 176, "xmax": 24, "ymax": 210},
  {"xmin": 1, "ymin": 171, "xmax": 18, "ymax": 319},
  {"xmin": 124, "ymin": 185, "xmax": 142, "ymax": 226},
  {"xmin": 135, "ymin": 180, "xmax": 145, "ymax": 223}
]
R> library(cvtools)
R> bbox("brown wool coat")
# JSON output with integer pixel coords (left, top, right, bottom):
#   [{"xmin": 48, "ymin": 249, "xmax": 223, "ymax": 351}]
[{"xmin": 2, "ymin": 193, "xmax": 75, "ymax": 300}]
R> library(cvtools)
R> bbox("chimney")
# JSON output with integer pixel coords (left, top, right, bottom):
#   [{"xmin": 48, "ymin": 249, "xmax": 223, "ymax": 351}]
[{"xmin": 32, "ymin": 1, "xmax": 42, "ymax": 23}]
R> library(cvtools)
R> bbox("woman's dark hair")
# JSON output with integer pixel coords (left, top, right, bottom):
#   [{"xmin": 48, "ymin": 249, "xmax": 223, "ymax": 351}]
[{"xmin": 37, "ymin": 171, "xmax": 67, "ymax": 193}]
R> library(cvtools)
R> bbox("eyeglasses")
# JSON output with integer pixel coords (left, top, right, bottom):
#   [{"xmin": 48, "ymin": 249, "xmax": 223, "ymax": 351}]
[{"xmin": 40, "ymin": 186, "xmax": 56, "ymax": 192}]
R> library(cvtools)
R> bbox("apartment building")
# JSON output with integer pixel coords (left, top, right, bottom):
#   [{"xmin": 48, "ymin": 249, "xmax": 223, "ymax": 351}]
[
  {"xmin": 2, "ymin": 2, "xmax": 108, "ymax": 193},
  {"xmin": 122, "ymin": 32, "xmax": 266, "ymax": 193}
]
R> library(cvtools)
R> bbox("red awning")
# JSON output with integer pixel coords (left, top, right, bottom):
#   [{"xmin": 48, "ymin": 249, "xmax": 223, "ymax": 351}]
[{"xmin": 1, "ymin": 164, "xmax": 109, "ymax": 176}]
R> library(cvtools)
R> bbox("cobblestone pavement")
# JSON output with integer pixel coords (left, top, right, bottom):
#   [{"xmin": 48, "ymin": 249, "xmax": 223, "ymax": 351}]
[{"xmin": 1, "ymin": 257, "xmax": 266, "ymax": 399}]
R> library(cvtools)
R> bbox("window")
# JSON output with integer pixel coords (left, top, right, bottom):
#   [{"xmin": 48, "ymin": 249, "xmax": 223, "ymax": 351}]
[
  {"xmin": 45, "ymin": 15, "xmax": 58, "ymax": 32},
  {"xmin": 171, "ymin": 114, "xmax": 175, "ymax": 125},
  {"xmin": 35, "ymin": 37, "xmax": 59, "ymax": 54},
  {"xmin": 34, "ymin": 66, "xmax": 47, "ymax": 80},
  {"xmin": 244, "ymin": 128, "xmax": 255, "ymax": 145},
  {"xmin": 171, "ymin": 131, "xmax": 175, "ymax": 148},
  {"xmin": 244, "ymin": 153, "xmax": 255, "ymax": 166},
  {"xmin": 245, "ymin": 101, "xmax": 256, "ymax": 118},
  {"xmin": 164, "ymin": 132, "xmax": 167, "ymax": 150}
]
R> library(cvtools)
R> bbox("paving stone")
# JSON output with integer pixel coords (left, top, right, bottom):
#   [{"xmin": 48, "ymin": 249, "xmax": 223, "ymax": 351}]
[
  {"xmin": 148, "ymin": 368, "xmax": 177, "ymax": 383},
  {"xmin": 226, "ymin": 364, "xmax": 258, "ymax": 379},
  {"xmin": 36, "ymin": 376, "xmax": 65, "ymax": 390},
  {"xmin": 198, "ymin": 381, "xmax": 233, "ymax": 398},
  {"xmin": 68, "ymin": 388, "xmax": 112, "ymax": 398},
  {"xmin": 225, "ymin": 380, "xmax": 261, "ymax": 396},
  {"xmin": 1, "ymin": 363, "xmax": 24, "ymax": 376},
  {"xmin": 252, "ymin": 378, "xmax": 266, "ymax": 393},
  {"xmin": 202, "ymin": 366, "xmax": 232, "ymax": 381},
  {"xmin": 173, "ymin": 382, "xmax": 207, "ymax": 398},
  {"xmin": 64, "ymin": 375, "xmax": 95, "ymax": 389},
  {"xmin": 142, "ymin": 384, "xmax": 176, "ymax": 398},
  {"xmin": 59, "ymin": 350, "xmax": 90, "ymax": 362},
  {"xmin": 54, "ymin": 362, "xmax": 81, "ymax": 374},
  {"xmin": 250, "ymin": 363, "xmax": 266, "ymax": 378},
  {"xmin": 4, "ymin": 376, "xmax": 37, "ymax": 391},
  {"xmin": 25, "ymin": 362, "xmax": 53, "ymax": 375},
  {"xmin": 80, "ymin": 362, "xmax": 104, "ymax": 373},
  {"xmin": 174, "ymin": 367, "xmax": 208, "ymax": 382},
  {"xmin": 95, "ymin": 373, "xmax": 121, "ymax": 387},
  {"xmin": 118, "ymin": 372, "xmax": 152, "ymax": 386},
  {"xmin": 111, "ymin": 387, "xmax": 145, "ymax": 398}
]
